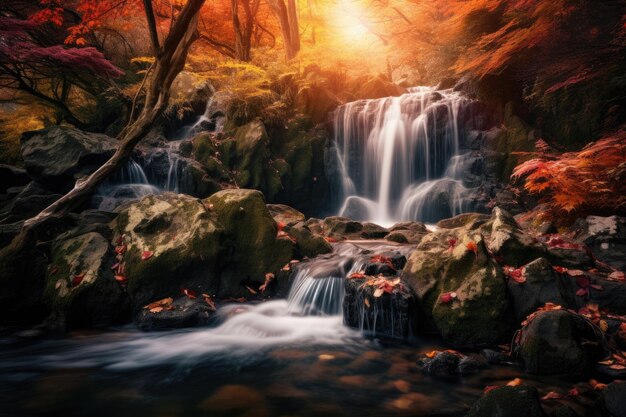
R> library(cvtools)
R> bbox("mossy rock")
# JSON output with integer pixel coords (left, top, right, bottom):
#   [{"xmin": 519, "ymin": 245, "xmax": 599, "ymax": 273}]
[
  {"xmin": 112, "ymin": 193, "xmax": 223, "ymax": 310},
  {"xmin": 44, "ymin": 232, "xmax": 128, "ymax": 331},
  {"xmin": 466, "ymin": 385, "xmax": 546, "ymax": 417},
  {"xmin": 205, "ymin": 189, "xmax": 294, "ymax": 297},
  {"xmin": 517, "ymin": 310, "xmax": 604, "ymax": 375},
  {"xmin": 484, "ymin": 207, "xmax": 546, "ymax": 267},
  {"xmin": 402, "ymin": 228, "xmax": 511, "ymax": 348},
  {"xmin": 267, "ymin": 204, "xmax": 306, "ymax": 227},
  {"xmin": 288, "ymin": 222, "xmax": 333, "ymax": 258}
]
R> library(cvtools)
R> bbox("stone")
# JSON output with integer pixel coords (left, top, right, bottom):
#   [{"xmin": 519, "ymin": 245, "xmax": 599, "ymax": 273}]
[
  {"xmin": 599, "ymin": 381, "xmax": 626, "ymax": 417},
  {"xmin": 20, "ymin": 127, "xmax": 118, "ymax": 192},
  {"xmin": 360, "ymin": 222, "xmax": 389, "ymax": 239},
  {"xmin": 517, "ymin": 310, "xmax": 605, "ymax": 374},
  {"xmin": 288, "ymin": 222, "xmax": 333, "ymax": 258},
  {"xmin": 418, "ymin": 351, "xmax": 460, "ymax": 378},
  {"xmin": 267, "ymin": 204, "xmax": 305, "ymax": 227},
  {"xmin": 135, "ymin": 296, "xmax": 214, "ymax": 330},
  {"xmin": 112, "ymin": 193, "xmax": 223, "ymax": 310},
  {"xmin": 507, "ymin": 258, "xmax": 573, "ymax": 322},
  {"xmin": 44, "ymin": 232, "xmax": 128, "ymax": 331},
  {"xmin": 386, "ymin": 222, "xmax": 430, "ymax": 244},
  {"xmin": 343, "ymin": 276, "xmax": 417, "ymax": 339},
  {"xmin": 205, "ymin": 189, "xmax": 294, "ymax": 297},
  {"xmin": 402, "ymin": 228, "xmax": 511, "ymax": 348},
  {"xmin": 0, "ymin": 182, "xmax": 62, "ymax": 223},
  {"xmin": 466, "ymin": 385, "xmax": 546, "ymax": 417}
]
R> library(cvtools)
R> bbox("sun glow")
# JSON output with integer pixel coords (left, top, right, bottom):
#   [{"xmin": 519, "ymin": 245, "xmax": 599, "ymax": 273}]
[{"xmin": 330, "ymin": 0, "xmax": 377, "ymax": 46}]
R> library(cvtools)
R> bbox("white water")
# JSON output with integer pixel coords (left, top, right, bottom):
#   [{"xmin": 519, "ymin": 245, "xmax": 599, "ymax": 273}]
[{"xmin": 333, "ymin": 86, "xmax": 474, "ymax": 224}]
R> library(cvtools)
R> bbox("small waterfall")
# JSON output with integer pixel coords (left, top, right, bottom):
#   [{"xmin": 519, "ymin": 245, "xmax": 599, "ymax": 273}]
[
  {"xmin": 94, "ymin": 160, "xmax": 160, "ymax": 211},
  {"xmin": 333, "ymin": 86, "xmax": 478, "ymax": 224}
]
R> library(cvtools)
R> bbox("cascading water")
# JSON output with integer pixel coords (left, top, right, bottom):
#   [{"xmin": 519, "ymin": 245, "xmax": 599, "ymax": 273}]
[
  {"xmin": 332, "ymin": 86, "xmax": 479, "ymax": 224},
  {"xmin": 93, "ymin": 94, "xmax": 225, "ymax": 210}
]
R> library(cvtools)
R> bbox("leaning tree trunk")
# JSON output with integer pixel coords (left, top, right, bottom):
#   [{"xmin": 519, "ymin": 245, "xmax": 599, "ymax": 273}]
[{"xmin": 20, "ymin": 0, "xmax": 206, "ymax": 232}]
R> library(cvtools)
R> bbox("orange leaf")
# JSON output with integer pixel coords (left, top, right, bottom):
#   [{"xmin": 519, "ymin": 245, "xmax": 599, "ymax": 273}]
[
  {"xmin": 141, "ymin": 250, "xmax": 153, "ymax": 261},
  {"xmin": 507, "ymin": 378, "xmax": 522, "ymax": 387},
  {"xmin": 466, "ymin": 241, "xmax": 478, "ymax": 256},
  {"xmin": 182, "ymin": 288, "xmax": 197, "ymax": 299}
]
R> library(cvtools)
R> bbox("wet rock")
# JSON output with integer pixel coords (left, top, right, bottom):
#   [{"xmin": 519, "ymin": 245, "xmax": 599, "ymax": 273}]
[
  {"xmin": 20, "ymin": 127, "xmax": 118, "ymax": 192},
  {"xmin": 599, "ymin": 381, "xmax": 626, "ymax": 417},
  {"xmin": 570, "ymin": 215, "xmax": 626, "ymax": 270},
  {"xmin": 112, "ymin": 193, "xmax": 223, "ymax": 309},
  {"xmin": 485, "ymin": 208, "xmax": 546, "ymax": 267},
  {"xmin": 402, "ymin": 229, "xmax": 511, "ymax": 348},
  {"xmin": 507, "ymin": 258, "xmax": 573, "ymax": 322},
  {"xmin": 44, "ymin": 232, "xmax": 128, "ymax": 331},
  {"xmin": 458, "ymin": 354, "xmax": 488, "ymax": 375},
  {"xmin": 480, "ymin": 349, "xmax": 511, "ymax": 365},
  {"xmin": 135, "ymin": 296, "xmax": 213, "ymax": 330},
  {"xmin": 205, "ymin": 189, "xmax": 294, "ymax": 297},
  {"xmin": 304, "ymin": 217, "xmax": 324, "ymax": 235},
  {"xmin": 540, "ymin": 234, "xmax": 596, "ymax": 269},
  {"xmin": 361, "ymin": 222, "xmax": 389, "ymax": 239},
  {"xmin": 288, "ymin": 222, "xmax": 333, "ymax": 258},
  {"xmin": 436, "ymin": 213, "xmax": 490, "ymax": 230},
  {"xmin": 517, "ymin": 310, "xmax": 605, "ymax": 374},
  {"xmin": 466, "ymin": 385, "xmax": 546, "ymax": 417},
  {"xmin": 386, "ymin": 222, "xmax": 430, "ymax": 244},
  {"xmin": 343, "ymin": 276, "xmax": 417, "ymax": 339},
  {"xmin": 419, "ymin": 351, "xmax": 460, "ymax": 378},
  {"xmin": 267, "ymin": 204, "xmax": 305, "ymax": 227},
  {"xmin": 323, "ymin": 216, "xmax": 363, "ymax": 240},
  {"xmin": 355, "ymin": 75, "xmax": 406, "ymax": 100}
]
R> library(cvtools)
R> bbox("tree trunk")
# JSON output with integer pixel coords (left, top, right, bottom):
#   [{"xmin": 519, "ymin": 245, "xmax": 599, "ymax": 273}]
[
  {"xmin": 268, "ymin": 0, "xmax": 299, "ymax": 59},
  {"xmin": 22, "ymin": 0, "xmax": 206, "ymax": 231},
  {"xmin": 231, "ymin": 0, "xmax": 254, "ymax": 61}
]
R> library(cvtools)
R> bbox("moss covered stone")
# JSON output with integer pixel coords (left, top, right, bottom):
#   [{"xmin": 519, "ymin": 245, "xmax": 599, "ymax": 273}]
[
  {"xmin": 44, "ymin": 232, "xmax": 127, "ymax": 330},
  {"xmin": 205, "ymin": 189, "xmax": 294, "ymax": 297},
  {"xmin": 401, "ymin": 221, "xmax": 511, "ymax": 348},
  {"xmin": 466, "ymin": 385, "xmax": 545, "ymax": 417},
  {"xmin": 112, "ymin": 193, "xmax": 223, "ymax": 310}
]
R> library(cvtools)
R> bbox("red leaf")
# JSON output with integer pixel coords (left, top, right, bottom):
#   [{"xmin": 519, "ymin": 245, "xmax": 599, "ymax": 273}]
[
  {"xmin": 552, "ymin": 266, "xmax": 568, "ymax": 274},
  {"xmin": 576, "ymin": 288, "xmax": 589, "ymax": 297},
  {"xmin": 115, "ymin": 275, "xmax": 128, "ymax": 284},
  {"xmin": 503, "ymin": 266, "xmax": 526, "ymax": 283},
  {"xmin": 608, "ymin": 271, "xmax": 625, "ymax": 282},
  {"xmin": 182, "ymin": 288, "xmax": 197, "ymax": 299},
  {"xmin": 348, "ymin": 272, "xmax": 367, "ymax": 279},
  {"xmin": 484, "ymin": 385, "xmax": 499, "ymax": 394},
  {"xmin": 447, "ymin": 239, "xmax": 457, "ymax": 253},
  {"xmin": 71, "ymin": 273, "xmax": 84, "ymax": 287},
  {"xmin": 541, "ymin": 391, "xmax": 562, "ymax": 400},
  {"xmin": 466, "ymin": 241, "xmax": 478, "ymax": 256},
  {"xmin": 324, "ymin": 236, "xmax": 338, "ymax": 243},
  {"xmin": 440, "ymin": 291, "xmax": 457, "ymax": 303},
  {"xmin": 277, "ymin": 221, "xmax": 286, "ymax": 232},
  {"xmin": 115, "ymin": 244, "xmax": 127, "ymax": 255},
  {"xmin": 567, "ymin": 269, "xmax": 585, "ymax": 276},
  {"xmin": 141, "ymin": 250, "xmax": 153, "ymax": 261}
]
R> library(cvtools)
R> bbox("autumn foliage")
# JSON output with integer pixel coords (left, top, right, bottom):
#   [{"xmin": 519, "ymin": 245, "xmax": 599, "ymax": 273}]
[{"xmin": 512, "ymin": 129, "xmax": 626, "ymax": 217}]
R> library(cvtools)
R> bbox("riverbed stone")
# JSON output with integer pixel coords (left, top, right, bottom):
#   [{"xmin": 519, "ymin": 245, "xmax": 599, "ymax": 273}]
[
  {"xmin": 288, "ymin": 221, "xmax": 333, "ymax": 258},
  {"xmin": 386, "ymin": 222, "xmax": 430, "ymax": 244},
  {"xmin": 135, "ymin": 296, "xmax": 214, "ymax": 330},
  {"xmin": 112, "ymin": 193, "xmax": 223, "ymax": 309},
  {"xmin": 267, "ymin": 204, "xmax": 306, "ymax": 227},
  {"xmin": 466, "ymin": 385, "xmax": 546, "ymax": 417},
  {"xmin": 517, "ymin": 310, "xmax": 605, "ymax": 374}
]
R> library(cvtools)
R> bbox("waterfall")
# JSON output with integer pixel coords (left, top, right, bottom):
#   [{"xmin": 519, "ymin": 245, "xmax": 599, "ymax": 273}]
[
  {"xmin": 333, "ymin": 86, "xmax": 477, "ymax": 224},
  {"xmin": 94, "ymin": 160, "xmax": 160, "ymax": 211}
]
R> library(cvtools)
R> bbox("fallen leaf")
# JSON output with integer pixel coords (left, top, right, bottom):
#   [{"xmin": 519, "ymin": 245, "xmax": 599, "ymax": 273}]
[
  {"xmin": 541, "ymin": 391, "xmax": 562, "ymax": 400},
  {"xmin": 503, "ymin": 266, "xmax": 526, "ymax": 283},
  {"xmin": 599, "ymin": 320, "xmax": 608, "ymax": 332},
  {"xmin": 182, "ymin": 288, "xmax": 197, "ymax": 299},
  {"xmin": 567, "ymin": 269, "xmax": 585, "ymax": 276},
  {"xmin": 552, "ymin": 266, "xmax": 568, "ymax": 274},
  {"xmin": 318, "ymin": 354, "xmax": 335, "ymax": 361},
  {"xmin": 348, "ymin": 272, "xmax": 367, "ymax": 279},
  {"xmin": 277, "ymin": 221, "xmax": 286, "ymax": 232},
  {"xmin": 364, "ymin": 298, "xmax": 370, "ymax": 308},
  {"xmin": 440, "ymin": 292, "xmax": 457, "ymax": 303},
  {"xmin": 466, "ymin": 241, "xmax": 478, "ymax": 256},
  {"xmin": 115, "ymin": 244, "xmax": 127, "ymax": 255},
  {"xmin": 373, "ymin": 288, "xmax": 384, "ymax": 298},
  {"xmin": 507, "ymin": 378, "xmax": 522, "ymax": 387},
  {"xmin": 324, "ymin": 236, "xmax": 338, "ymax": 243},
  {"xmin": 149, "ymin": 306, "xmax": 163, "ymax": 313},
  {"xmin": 425, "ymin": 350, "xmax": 438, "ymax": 359},
  {"xmin": 141, "ymin": 250, "xmax": 153, "ymax": 261},
  {"xmin": 484, "ymin": 386, "xmax": 499, "ymax": 394},
  {"xmin": 245, "ymin": 285, "xmax": 257, "ymax": 295},
  {"xmin": 115, "ymin": 275, "xmax": 128, "ymax": 284},
  {"xmin": 568, "ymin": 388, "xmax": 580, "ymax": 397},
  {"xmin": 144, "ymin": 297, "xmax": 173, "ymax": 310},
  {"xmin": 607, "ymin": 271, "xmax": 625, "ymax": 282},
  {"xmin": 447, "ymin": 238, "xmax": 457, "ymax": 253},
  {"xmin": 71, "ymin": 273, "xmax": 85, "ymax": 287},
  {"xmin": 589, "ymin": 379, "xmax": 607, "ymax": 390}
]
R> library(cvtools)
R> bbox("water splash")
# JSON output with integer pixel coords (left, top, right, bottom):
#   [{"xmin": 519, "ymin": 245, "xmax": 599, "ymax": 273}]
[{"xmin": 333, "ymin": 86, "xmax": 477, "ymax": 224}]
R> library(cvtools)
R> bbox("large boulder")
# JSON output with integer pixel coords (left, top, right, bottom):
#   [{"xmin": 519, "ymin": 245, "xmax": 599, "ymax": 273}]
[
  {"xmin": 267, "ymin": 204, "xmax": 306, "ymax": 227},
  {"xmin": 288, "ymin": 222, "xmax": 333, "ymax": 258},
  {"xmin": 516, "ymin": 310, "xmax": 605, "ymax": 374},
  {"xmin": 401, "ymin": 215, "xmax": 511, "ymax": 348},
  {"xmin": 111, "ymin": 193, "xmax": 223, "ymax": 309},
  {"xmin": 44, "ymin": 232, "xmax": 128, "ymax": 331},
  {"xmin": 20, "ymin": 127, "xmax": 118, "ymax": 192},
  {"xmin": 205, "ymin": 189, "xmax": 294, "ymax": 297},
  {"xmin": 466, "ymin": 385, "xmax": 546, "ymax": 417}
]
